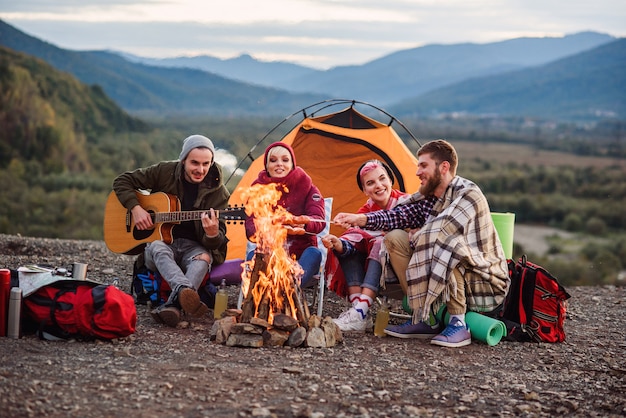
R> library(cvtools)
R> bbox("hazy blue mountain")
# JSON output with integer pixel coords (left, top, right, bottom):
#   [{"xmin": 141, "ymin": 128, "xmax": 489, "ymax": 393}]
[
  {"xmin": 122, "ymin": 52, "xmax": 319, "ymax": 87},
  {"xmin": 389, "ymin": 38, "xmax": 626, "ymax": 122},
  {"xmin": 1, "ymin": 19, "xmax": 622, "ymax": 122},
  {"xmin": 0, "ymin": 20, "xmax": 325, "ymax": 116},
  {"xmin": 282, "ymin": 32, "xmax": 615, "ymax": 105},
  {"xmin": 119, "ymin": 32, "xmax": 615, "ymax": 108}
]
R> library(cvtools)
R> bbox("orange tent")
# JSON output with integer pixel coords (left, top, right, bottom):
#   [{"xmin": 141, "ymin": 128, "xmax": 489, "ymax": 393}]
[{"xmin": 225, "ymin": 100, "xmax": 422, "ymax": 260}]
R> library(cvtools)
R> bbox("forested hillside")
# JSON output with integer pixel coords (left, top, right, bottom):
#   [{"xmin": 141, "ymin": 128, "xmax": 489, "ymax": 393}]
[
  {"xmin": 0, "ymin": 47, "xmax": 149, "ymax": 173},
  {"xmin": 0, "ymin": 46, "xmax": 152, "ymax": 238}
]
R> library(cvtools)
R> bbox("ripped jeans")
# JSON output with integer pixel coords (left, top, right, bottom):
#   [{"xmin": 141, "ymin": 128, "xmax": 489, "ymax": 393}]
[{"xmin": 144, "ymin": 238, "xmax": 211, "ymax": 305}]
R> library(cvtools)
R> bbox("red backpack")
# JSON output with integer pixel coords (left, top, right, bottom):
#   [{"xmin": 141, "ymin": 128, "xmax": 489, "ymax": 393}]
[
  {"xmin": 23, "ymin": 280, "xmax": 137, "ymax": 340},
  {"xmin": 501, "ymin": 255, "xmax": 571, "ymax": 343}
]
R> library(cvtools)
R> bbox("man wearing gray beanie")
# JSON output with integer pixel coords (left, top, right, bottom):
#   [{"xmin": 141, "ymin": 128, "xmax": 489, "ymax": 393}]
[
  {"xmin": 179, "ymin": 134, "xmax": 216, "ymax": 161},
  {"xmin": 113, "ymin": 134, "xmax": 231, "ymax": 327}
]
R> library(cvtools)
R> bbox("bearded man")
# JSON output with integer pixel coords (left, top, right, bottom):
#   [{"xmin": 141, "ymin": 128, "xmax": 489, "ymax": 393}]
[{"xmin": 333, "ymin": 139, "xmax": 509, "ymax": 347}]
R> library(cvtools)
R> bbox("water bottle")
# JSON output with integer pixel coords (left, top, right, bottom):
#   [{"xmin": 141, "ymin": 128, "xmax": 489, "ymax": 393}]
[
  {"xmin": 374, "ymin": 297, "xmax": 390, "ymax": 337},
  {"xmin": 213, "ymin": 279, "xmax": 228, "ymax": 319}
]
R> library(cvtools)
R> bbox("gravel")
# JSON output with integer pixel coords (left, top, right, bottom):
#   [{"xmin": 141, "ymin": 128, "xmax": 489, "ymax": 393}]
[{"xmin": 0, "ymin": 233, "xmax": 625, "ymax": 418}]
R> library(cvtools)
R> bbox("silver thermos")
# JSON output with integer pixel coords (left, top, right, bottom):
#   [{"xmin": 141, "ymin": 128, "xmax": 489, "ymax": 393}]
[{"xmin": 7, "ymin": 287, "xmax": 22, "ymax": 339}]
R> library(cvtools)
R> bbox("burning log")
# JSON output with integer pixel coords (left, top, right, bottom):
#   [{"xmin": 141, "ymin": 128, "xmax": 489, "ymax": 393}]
[
  {"xmin": 257, "ymin": 291, "xmax": 271, "ymax": 321},
  {"xmin": 241, "ymin": 252, "xmax": 267, "ymax": 323},
  {"xmin": 238, "ymin": 183, "xmax": 314, "ymax": 330},
  {"xmin": 291, "ymin": 280, "xmax": 310, "ymax": 328}
]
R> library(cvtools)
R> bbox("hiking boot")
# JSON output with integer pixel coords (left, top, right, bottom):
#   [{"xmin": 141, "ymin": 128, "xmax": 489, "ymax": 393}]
[
  {"xmin": 384, "ymin": 319, "xmax": 441, "ymax": 339},
  {"xmin": 150, "ymin": 307, "xmax": 164, "ymax": 324},
  {"xmin": 333, "ymin": 308, "xmax": 372, "ymax": 333},
  {"xmin": 430, "ymin": 318, "xmax": 472, "ymax": 347},
  {"xmin": 178, "ymin": 287, "xmax": 209, "ymax": 317},
  {"xmin": 150, "ymin": 305, "xmax": 181, "ymax": 328}
]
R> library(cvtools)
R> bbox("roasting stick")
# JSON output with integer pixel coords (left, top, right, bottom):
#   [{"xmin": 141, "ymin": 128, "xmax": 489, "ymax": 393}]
[
  {"xmin": 282, "ymin": 217, "xmax": 339, "ymax": 235},
  {"xmin": 283, "ymin": 227, "xmax": 319, "ymax": 236},
  {"xmin": 307, "ymin": 218, "xmax": 338, "ymax": 224}
]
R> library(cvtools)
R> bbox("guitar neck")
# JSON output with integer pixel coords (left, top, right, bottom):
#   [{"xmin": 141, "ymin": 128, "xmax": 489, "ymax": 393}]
[
  {"xmin": 152, "ymin": 207, "xmax": 246, "ymax": 224},
  {"xmin": 153, "ymin": 210, "xmax": 207, "ymax": 224}
]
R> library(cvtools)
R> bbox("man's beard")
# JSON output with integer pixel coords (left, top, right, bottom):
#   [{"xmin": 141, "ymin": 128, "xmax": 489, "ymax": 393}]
[{"xmin": 419, "ymin": 167, "xmax": 441, "ymax": 196}]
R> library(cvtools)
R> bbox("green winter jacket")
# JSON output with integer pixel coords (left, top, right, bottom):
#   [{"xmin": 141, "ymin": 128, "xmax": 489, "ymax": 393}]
[{"xmin": 112, "ymin": 160, "xmax": 230, "ymax": 265}]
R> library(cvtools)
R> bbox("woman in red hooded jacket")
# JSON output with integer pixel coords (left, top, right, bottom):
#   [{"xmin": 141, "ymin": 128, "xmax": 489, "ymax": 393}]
[{"xmin": 244, "ymin": 142, "xmax": 326, "ymax": 287}]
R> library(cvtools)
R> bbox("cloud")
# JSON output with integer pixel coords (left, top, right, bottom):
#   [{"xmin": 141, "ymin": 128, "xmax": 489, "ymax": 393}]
[{"xmin": 2, "ymin": 0, "xmax": 625, "ymax": 69}]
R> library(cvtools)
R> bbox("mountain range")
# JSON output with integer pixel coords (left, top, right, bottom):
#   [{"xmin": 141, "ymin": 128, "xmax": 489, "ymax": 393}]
[{"xmin": 1, "ymin": 19, "xmax": 623, "ymax": 122}]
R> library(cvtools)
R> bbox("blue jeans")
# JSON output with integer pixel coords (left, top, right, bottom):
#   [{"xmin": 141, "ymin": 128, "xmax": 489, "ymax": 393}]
[
  {"xmin": 144, "ymin": 238, "xmax": 210, "ymax": 304},
  {"xmin": 339, "ymin": 252, "xmax": 381, "ymax": 293},
  {"xmin": 298, "ymin": 246, "xmax": 322, "ymax": 288},
  {"xmin": 246, "ymin": 246, "xmax": 322, "ymax": 288}
]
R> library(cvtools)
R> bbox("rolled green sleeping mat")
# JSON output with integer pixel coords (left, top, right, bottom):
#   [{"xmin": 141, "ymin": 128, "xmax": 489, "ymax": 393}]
[{"xmin": 491, "ymin": 212, "xmax": 515, "ymax": 259}]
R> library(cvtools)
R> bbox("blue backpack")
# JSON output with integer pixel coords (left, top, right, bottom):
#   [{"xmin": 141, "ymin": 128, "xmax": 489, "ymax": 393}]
[{"xmin": 130, "ymin": 255, "xmax": 244, "ymax": 308}]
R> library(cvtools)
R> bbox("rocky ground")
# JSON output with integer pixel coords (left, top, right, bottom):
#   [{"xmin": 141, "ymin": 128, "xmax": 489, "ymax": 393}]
[{"xmin": 0, "ymin": 233, "xmax": 624, "ymax": 418}]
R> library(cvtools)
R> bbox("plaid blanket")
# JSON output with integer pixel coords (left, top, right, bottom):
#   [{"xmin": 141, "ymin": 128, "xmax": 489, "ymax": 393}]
[{"xmin": 407, "ymin": 176, "xmax": 510, "ymax": 322}]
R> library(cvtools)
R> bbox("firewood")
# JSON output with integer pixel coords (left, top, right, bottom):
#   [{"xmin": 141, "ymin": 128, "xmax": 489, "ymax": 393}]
[
  {"xmin": 257, "ymin": 293, "xmax": 270, "ymax": 321},
  {"xmin": 241, "ymin": 252, "xmax": 267, "ymax": 322},
  {"xmin": 290, "ymin": 279, "xmax": 310, "ymax": 328}
]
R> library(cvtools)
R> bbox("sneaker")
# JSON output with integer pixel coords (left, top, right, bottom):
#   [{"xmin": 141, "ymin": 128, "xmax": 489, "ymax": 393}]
[
  {"xmin": 333, "ymin": 308, "xmax": 372, "ymax": 333},
  {"xmin": 178, "ymin": 287, "xmax": 209, "ymax": 317},
  {"xmin": 151, "ymin": 305, "xmax": 181, "ymax": 328},
  {"xmin": 430, "ymin": 318, "xmax": 472, "ymax": 347},
  {"xmin": 384, "ymin": 320, "xmax": 441, "ymax": 339}
]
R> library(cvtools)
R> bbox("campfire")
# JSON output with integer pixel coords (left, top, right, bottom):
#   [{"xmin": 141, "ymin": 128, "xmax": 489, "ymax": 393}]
[
  {"xmin": 211, "ymin": 183, "xmax": 342, "ymax": 348},
  {"xmin": 240, "ymin": 183, "xmax": 307, "ymax": 325}
]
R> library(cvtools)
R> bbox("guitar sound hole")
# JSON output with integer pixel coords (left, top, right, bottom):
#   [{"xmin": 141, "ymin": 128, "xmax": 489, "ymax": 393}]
[
  {"xmin": 133, "ymin": 210, "xmax": 156, "ymax": 241},
  {"xmin": 133, "ymin": 227, "xmax": 154, "ymax": 241}
]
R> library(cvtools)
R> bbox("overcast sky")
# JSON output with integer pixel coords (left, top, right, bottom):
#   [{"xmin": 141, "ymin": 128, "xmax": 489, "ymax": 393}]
[{"xmin": 1, "ymin": 0, "xmax": 624, "ymax": 69}]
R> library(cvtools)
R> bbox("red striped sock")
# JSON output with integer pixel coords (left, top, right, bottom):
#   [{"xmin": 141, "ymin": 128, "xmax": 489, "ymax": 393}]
[{"xmin": 354, "ymin": 295, "xmax": 373, "ymax": 319}]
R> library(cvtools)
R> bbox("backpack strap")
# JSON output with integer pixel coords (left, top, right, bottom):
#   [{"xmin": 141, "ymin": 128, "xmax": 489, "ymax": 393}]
[
  {"xmin": 517, "ymin": 257, "xmax": 529, "ymax": 326},
  {"xmin": 92, "ymin": 285, "xmax": 107, "ymax": 313},
  {"xmin": 28, "ymin": 284, "xmax": 75, "ymax": 340}
]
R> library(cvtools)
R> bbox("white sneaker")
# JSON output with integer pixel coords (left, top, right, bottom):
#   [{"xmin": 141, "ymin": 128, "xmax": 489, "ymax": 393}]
[{"xmin": 333, "ymin": 308, "xmax": 372, "ymax": 332}]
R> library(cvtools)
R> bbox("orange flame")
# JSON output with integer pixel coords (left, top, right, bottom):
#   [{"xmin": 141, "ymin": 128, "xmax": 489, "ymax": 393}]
[{"xmin": 240, "ymin": 183, "xmax": 303, "ymax": 323}]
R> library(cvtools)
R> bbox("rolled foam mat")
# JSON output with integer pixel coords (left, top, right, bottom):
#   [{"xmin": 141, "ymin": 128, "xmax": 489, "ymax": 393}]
[{"xmin": 436, "ymin": 306, "xmax": 507, "ymax": 346}]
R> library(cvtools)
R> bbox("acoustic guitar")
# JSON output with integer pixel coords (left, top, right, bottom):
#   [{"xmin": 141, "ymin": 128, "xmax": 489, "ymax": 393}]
[{"xmin": 104, "ymin": 191, "xmax": 246, "ymax": 255}]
